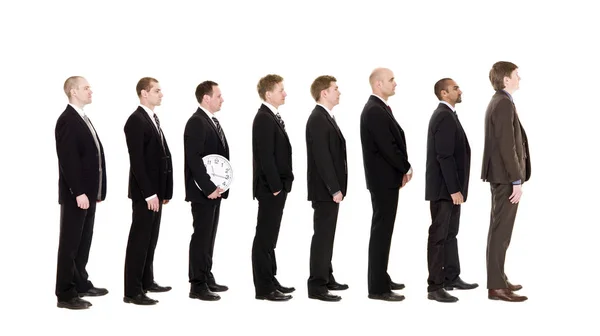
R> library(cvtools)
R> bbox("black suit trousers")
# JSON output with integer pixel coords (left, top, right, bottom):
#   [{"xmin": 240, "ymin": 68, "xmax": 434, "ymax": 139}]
[
  {"xmin": 252, "ymin": 191, "xmax": 287, "ymax": 295},
  {"xmin": 307, "ymin": 201, "xmax": 339, "ymax": 294},
  {"xmin": 368, "ymin": 188, "xmax": 399, "ymax": 294},
  {"xmin": 55, "ymin": 199, "xmax": 96, "ymax": 301},
  {"xmin": 124, "ymin": 200, "xmax": 162, "ymax": 297},
  {"xmin": 189, "ymin": 200, "xmax": 221, "ymax": 292},
  {"xmin": 427, "ymin": 200, "xmax": 461, "ymax": 292}
]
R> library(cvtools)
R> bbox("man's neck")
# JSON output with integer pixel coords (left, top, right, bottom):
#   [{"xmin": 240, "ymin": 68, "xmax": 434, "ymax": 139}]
[
  {"xmin": 372, "ymin": 92, "xmax": 387, "ymax": 101},
  {"xmin": 200, "ymin": 103, "xmax": 214, "ymax": 114},
  {"xmin": 69, "ymin": 101, "xmax": 84, "ymax": 110},
  {"xmin": 318, "ymin": 101, "xmax": 334, "ymax": 111},
  {"xmin": 140, "ymin": 101, "xmax": 155, "ymax": 111}
]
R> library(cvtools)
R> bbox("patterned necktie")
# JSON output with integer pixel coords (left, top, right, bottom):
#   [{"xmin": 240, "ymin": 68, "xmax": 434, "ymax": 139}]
[
  {"xmin": 275, "ymin": 112, "xmax": 286, "ymax": 130},
  {"xmin": 153, "ymin": 113, "xmax": 166, "ymax": 150},
  {"xmin": 212, "ymin": 117, "xmax": 226, "ymax": 146}
]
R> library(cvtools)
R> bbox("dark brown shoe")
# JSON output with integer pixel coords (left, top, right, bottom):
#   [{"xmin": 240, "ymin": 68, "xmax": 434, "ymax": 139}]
[
  {"xmin": 488, "ymin": 288, "xmax": 527, "ymax": 302},
  {"xmin": 507, "ymin": 281, "xmax": 523, "ymax": 292}
]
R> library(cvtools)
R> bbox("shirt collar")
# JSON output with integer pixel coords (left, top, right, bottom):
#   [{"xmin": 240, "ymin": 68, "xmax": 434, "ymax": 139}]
[{"xmin": 439, "ymin": 100, "xmax": 456, "ymax": 112}]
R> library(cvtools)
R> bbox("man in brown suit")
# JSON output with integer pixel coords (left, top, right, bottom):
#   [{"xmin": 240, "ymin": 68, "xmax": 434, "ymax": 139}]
[{"xmin": 481, "ymin": 61, "xmax": 531, "ymax": 302}]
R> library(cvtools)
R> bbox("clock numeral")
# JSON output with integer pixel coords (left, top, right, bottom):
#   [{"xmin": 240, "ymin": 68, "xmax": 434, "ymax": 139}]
[
  {"xmin": 215, "ymin": 158, "xmax": 220, "ymax": 164},
  {"xmin": 221, "ymin": 163, "xmax": 223, "ymax": 167},
  {"xmin": 225, "ymin": 175, "xmax": 229, "ymax": 179},
  {"xmin": 225, "ymin": 168, "xmax": 230, "ymax": 173},
  {"xmin": 207, "ymin": 160, "xmax": 211, "ymax": 165}
]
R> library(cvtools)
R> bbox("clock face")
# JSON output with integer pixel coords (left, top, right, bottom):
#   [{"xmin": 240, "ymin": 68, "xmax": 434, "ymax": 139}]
[{"xmin": 202, "ymin": 154, "xmax": 233, "ymax": 192}]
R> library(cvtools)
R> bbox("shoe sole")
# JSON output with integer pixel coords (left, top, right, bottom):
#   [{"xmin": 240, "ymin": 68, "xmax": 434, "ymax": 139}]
[
  {"xmin": 123, "ymin": 297, "xmax": 158, "ymax": 305},
  {"xmin": 427, "ymin": 295, "xmax": 458, "ymax": 303}
]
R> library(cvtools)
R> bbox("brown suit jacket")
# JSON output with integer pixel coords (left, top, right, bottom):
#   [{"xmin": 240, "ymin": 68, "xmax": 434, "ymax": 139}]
[{"xmin": 481, "ymin": 90, "xmax": 531, "ymax": 184}]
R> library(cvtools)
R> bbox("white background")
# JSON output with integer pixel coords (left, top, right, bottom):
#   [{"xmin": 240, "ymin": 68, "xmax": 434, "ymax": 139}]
[{"xmin": 1, "ymin": 0, "xmax": 597, "ymax": 334}]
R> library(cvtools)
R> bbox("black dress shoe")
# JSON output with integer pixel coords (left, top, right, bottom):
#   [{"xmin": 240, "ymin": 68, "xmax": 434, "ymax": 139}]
[
  {"xmin": 123, "ymin": 293, "xmax": 158, "ymax": 305},
  {"xmin": 275, "ymin": 284, "xmax": 295, "ymax": 294},
  {"xmin": 57, "ymin": 297, "xmax": 92, "ymax": 310},
  {"xmin": 256, "ymin": 290, "xmax": 292, "ymax": 301},
  {"xmin": 445, "ymin": 277, "xmax": 479, "ymax": 290},
  {"xmin": 79, "ymin": 287, "xmax": 108, "ymax": 297},
  {"xmin": 145, "ymin": 282, "xmax": 172, "ymax": 293},
  {"xmin": 309, "ymin": 291, "xmax": 342, "ymax": 302},
  {"xmin": 208, "ymin": 283, "xmax": 229, "ymax": 292},
  {"xmin": 368, "ymin": 292, "xmax": 405, "ymax": 301},
  {"xmin": 189, "ymin": 289, "xmax": 220, "ymax": 301},
  {"xmin": 390, "ymin": 281, "xmax": 405, "ymax": 290},
  {"xmin": 428, "ymin": 288, "xmax": 459, "ymax": 303},
  {"xmin": 327, "ymin": 282, "xmax": 349, "ymax": 291}
]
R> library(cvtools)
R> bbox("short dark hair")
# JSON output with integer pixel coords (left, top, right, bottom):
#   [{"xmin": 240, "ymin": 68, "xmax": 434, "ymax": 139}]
[
  {"xmin": 195, "ymin": 80, "xmax": 218, "ymax": 104},
  {"xmin": 257, "ymin": 74, "xmax": 283, "ymax": 100},
  {"xmin": 489, "ymin": 61, "xmax": 518, "ymax": 91},
  {"xmin": 434, "ymin": 78, "xmax": 453, "ymax": 100},
  {"xmin": 136, "ymin": 77, "xmax": 158, "ymax": 97},
  {"xmin": 310, "ymin": 75, "xmax": 336, "ymax": 102}
]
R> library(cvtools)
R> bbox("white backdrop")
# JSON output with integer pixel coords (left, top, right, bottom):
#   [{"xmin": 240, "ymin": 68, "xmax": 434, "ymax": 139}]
[{"xmin": 1, "ymin": 0, "xmax": 597, "ymax": 334}]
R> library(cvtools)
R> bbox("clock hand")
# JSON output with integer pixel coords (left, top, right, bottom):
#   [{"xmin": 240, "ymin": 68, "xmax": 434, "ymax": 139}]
[{"xmin": 213, "ymin": 174, "xmax": 227, "ymax": 179}]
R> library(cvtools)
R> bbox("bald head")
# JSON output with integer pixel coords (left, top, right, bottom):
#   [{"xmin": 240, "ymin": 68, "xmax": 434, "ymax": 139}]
[
  {"xmin": 64, "ymin": 76, "xmax": 92, "ymax": 107},
  {"xmin": 369, "ymin": 67, "xmax": 396, "ymax": 100}
]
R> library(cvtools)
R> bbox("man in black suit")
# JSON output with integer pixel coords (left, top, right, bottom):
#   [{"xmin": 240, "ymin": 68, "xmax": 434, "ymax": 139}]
[
  {"xmin": 360, "ymin": 68, "xmax": 411, "ymax": 302},
  {"xmin": 184, "ymin": 81, "xmax": 230, "ymax": 301},
  {"xmin": 251, "ymin": 74, "xmax": 294, "ymax": 301},
  {"xmin": 123, "ymin": 77, "xmax": 173, "ymax": 305},
  {"xmin": 305, "ymin": 75, "xmax": 349, "ymax": 302},
  {"xmin": 425, "ymin": 78, "xmax": 478, "ymax": 303},
  {"xmin": 55, "ymin": 76, "xmax": 108, "ymax": 310}
]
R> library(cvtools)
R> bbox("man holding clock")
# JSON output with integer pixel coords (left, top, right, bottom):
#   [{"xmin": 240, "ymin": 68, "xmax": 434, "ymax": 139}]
[{"xmin": 184, "ymin": 80, "xmax": 230, "ymax": 301}]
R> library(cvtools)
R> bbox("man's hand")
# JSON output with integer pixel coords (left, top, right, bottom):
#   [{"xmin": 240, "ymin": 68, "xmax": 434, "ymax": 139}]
[
  {"xmin": 208, "ymin": 187, "xmax": 225, "ymax": 199},
  {"xmin": 450, "ymin": 191, "xmax": 464, "ymax": 205},
  {"xmin": 163, "ymin": 200, "xmax": 170, "ymax": 205},
  {"xmin": 509, "ymin": 185, "xmax": 523, "ymax": 204},
  {"xmin": 76, "ymin": 194, "xmax": 90, "ymax": 209},
  {"xmin": 147, "ymin": 197, "xmax": 160, "ymax": 212},
  {"xmin": 333, "ymin": 192, "xmax": 343, "ymax": 203}
]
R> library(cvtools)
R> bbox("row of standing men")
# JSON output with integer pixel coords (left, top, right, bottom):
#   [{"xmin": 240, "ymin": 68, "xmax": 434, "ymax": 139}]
[{"xmin": 54, "ymin": 61, "xmax": 531, "ymax": 309}]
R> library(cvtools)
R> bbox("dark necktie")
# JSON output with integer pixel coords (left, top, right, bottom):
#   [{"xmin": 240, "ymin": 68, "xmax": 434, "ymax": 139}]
[
  {"xmin": 275, "ymin": 112, "xmax": 286, "ymax": 130},
  {"xmin": 153, "ymin": 113, "xmax": 166, "ymax": 150},
  {"xmin": 331, "ymin": 115, "xmax": 340, "ymax": 131},
  {"xmin": 83, "ymin": 114, "xmax": 102, "ymax": 200},
  {"xmin": 212, "ymin": 117, "xmax": 226, "ymax": 146}
]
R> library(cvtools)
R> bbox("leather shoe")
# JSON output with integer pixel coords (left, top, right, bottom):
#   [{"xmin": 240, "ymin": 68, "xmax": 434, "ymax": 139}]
[
  {"xmin": 275, "ymin": 284, "xmax": 295, "ymax": 294},
  {"xmin": 390, "ymin": 281, "xmax": 405, "ymax": 290},
  {"xmin": 256, "ymin": 290, "xmax": 292, "ymax": 301},
  {"xmin": 428, "ymin": 288, "xmax": 458, "ymax": 303},
  {"xmin": 57, "ymin": 297, "xmax": 92, "ymax": 310},
  {"xmin": 445, "ymin": 277, "xmax": 479, "ymax": 290},
  {"xmin": 507, "ymin": 281, "xmax": 523, "ymax": 291},
  {"xmin": 309, "ymin": 291, "xmax": 341, "ymax": 302},
  {"xmin": 327, "ymin": 281, "xmax": 349, "ymax": 291},
  {"xmin": 208, "ymin": 283, "xmax": 229, "ymax": 292},
  {"xmin": 368, "ymin": 292, "xmax": 405, "ymax": 301},
  {"xmin": 145, "ymin": 282, "xmax": 172, "ymax": 293},
  {"xmin": 123, "ymin": 293, "xmax": 158, "ymax": 305},
  {"xmin": 79, "ymin": 287, "xmax": 108, "ymax": 297},
  {"xmin": 488, "ymin": 288, "xmax": 528, "ymax": 302},
  {"xmin": 189, "ymin": 289, "xmax": 221, "ymax": 301}
]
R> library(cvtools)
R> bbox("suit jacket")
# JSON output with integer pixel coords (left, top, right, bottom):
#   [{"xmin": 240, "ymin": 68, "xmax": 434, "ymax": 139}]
[
  {"xmin": 360, "ymin": 95, "xmax": 411, "ymax": 191},
  {"xmin": 123, "ymin": 106, "xmax": 173, "ymax": 201},
  {"xmin": 425, "ymin": 103, "xmax": 471, "ymax": 202},
  {"xmin": 252, "ymin": 103, "xmax": 294, "ymax": 198},
  {"xmin": 305, "ymin": 105, "xmax": 348, "ymax": 201},
  {"xmin": 184, "ymin": 108, "xmax": 230, "ymax": 203},
  {"xmin": 55, "ymin": 104, "xmax": 107, "ymax": 203},
  {"xmin": 481, "ymin": 91, "xmax": 531, "ymax": 184}
]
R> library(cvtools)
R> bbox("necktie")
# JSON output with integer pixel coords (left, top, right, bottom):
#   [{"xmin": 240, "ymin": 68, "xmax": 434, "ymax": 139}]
[
  {"xmin": 275, "ymin": 112, "xmax": 286, "ymax": 130},
  {"xmin": 153, "ymin": 113, "xmax": 166, "ymax": 150},
  {"xmin": 331, "ymin": 115, "xmax": 340, "ymax": 131},
  {"xmin": 83, "ymin": 114, "xmax": 102, "ymax": 200},
  {"xmin": 212, "ymin": 117, "xmax": 226, "ymax": 146}
]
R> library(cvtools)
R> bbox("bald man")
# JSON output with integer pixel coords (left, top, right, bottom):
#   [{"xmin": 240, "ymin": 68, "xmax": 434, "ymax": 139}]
[
  {"xmin": 54, "ymin": 76, "xmax": 108, "ymax": 309},
  {"xmin": 359, "ymin": 68, "xmax": 412, "ymax": 301}
]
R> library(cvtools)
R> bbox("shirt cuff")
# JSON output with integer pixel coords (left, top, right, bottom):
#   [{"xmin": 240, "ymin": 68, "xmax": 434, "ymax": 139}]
[
  {"xmin": 512, "ymin": 180, "xmax": 522, "ymax": 185},
  {"xmin": 407, "ymin": 167, "xmax": 412, "ymax": 175},
  {"xmin": 145, "ymin": 194, "xmax": 158, "ymax": 201}
]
